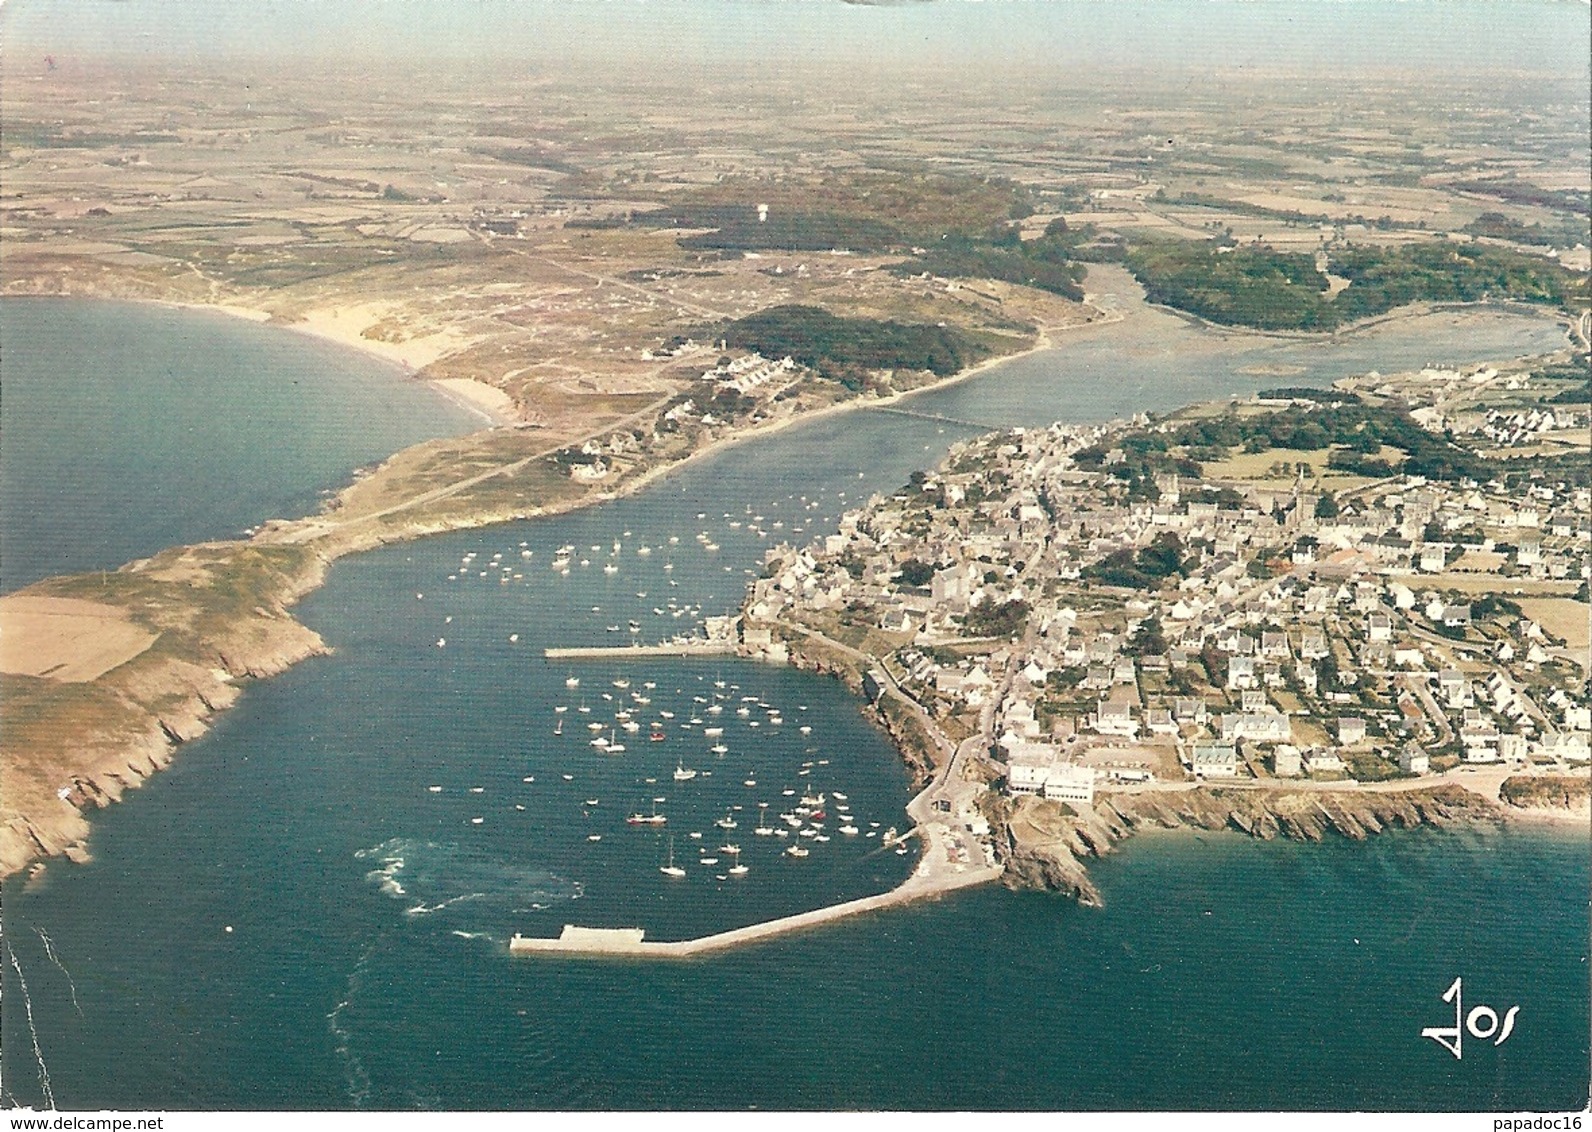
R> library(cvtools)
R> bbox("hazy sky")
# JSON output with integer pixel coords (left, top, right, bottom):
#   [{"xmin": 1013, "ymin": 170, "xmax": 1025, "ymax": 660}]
[{"xmin": 3, "ymin": 0, "xmax": 1589, "ymax": 79}]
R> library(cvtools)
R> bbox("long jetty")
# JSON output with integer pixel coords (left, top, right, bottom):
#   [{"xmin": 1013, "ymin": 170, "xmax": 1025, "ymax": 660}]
[
  {"xmin": 508, "ymin": 859, "xmax": 1000, "ymax": 959},
  {"xmin": 544, "ymin": 641, "xmax": 738, "ymax": 660}
]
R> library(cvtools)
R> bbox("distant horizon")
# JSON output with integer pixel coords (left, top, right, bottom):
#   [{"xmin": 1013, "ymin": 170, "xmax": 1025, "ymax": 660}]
[{"xmin": 3, "ymin": 0, "xmax": 1589, "ymax": 83}]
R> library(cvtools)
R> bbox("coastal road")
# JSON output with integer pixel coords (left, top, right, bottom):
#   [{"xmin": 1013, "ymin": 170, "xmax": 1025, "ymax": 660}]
[
  {"xmin": 256, "ymin": 392, "xmax": 677, "ymax": 546},
  {"xmin": 772, "ymin": 619, "xmax": 997, "ymax": 872}
]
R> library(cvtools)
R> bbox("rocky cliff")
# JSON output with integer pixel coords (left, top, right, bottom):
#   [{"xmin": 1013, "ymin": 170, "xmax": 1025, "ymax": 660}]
[
  {"xmin": 985, "ymin": 784, "xmax": 1503, "ymax": 906},
  {"xmin": 1, "ymin": 544, "xmax": 331, "ymax": 879}
]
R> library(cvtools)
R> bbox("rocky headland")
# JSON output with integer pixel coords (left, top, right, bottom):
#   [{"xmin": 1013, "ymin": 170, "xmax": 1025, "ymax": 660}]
[{"xmin": 984, "ymin": 784, "xmax": 1505, "ymax": 906}]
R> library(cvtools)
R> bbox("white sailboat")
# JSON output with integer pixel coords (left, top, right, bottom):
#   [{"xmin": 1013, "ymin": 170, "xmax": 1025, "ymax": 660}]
[
  {"xmin": 659, "ymin": 838, "xmax": 686, "ymax": 878},
  {"xmin": 673, "ymin": 759, "xmax": 698, "ymax": 782}
]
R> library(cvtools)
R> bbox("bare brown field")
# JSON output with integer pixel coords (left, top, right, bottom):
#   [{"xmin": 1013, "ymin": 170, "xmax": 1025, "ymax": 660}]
[
  {"xmin": 0, "ymin": 595, "xmax": 159, "ymax": 682},
  {"xmin": 1516, "ymin": 599, "xmax": 1592, "ymax": 652}
]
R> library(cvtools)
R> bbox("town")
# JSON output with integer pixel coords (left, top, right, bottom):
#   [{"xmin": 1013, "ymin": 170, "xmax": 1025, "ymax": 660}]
[{"xmin": 740, "ymin": 360, "xmax": 1591, "ymax": 871}]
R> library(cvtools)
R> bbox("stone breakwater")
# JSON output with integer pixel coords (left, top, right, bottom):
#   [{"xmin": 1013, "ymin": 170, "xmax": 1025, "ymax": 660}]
[{"xmin": 985, "ymin": 784, "xmax": 1503, "ymax": 906}]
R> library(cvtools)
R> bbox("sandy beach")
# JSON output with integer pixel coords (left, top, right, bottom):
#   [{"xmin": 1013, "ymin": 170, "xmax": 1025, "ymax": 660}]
[{"xmin": 429, "ymin": 377, "xmax": 518, "ymax": 426}]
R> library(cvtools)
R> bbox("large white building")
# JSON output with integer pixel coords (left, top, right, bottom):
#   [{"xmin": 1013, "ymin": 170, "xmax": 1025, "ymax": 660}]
[{"xmin": 1007, "ymin": 745, "xmax": 1097, "ymax": 804}]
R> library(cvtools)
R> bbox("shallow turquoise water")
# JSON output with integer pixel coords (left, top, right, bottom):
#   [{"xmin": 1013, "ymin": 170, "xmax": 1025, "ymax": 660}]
[{"xmin": 1, "ymin": 296, "xmax": 1584, "ymax": 1111}]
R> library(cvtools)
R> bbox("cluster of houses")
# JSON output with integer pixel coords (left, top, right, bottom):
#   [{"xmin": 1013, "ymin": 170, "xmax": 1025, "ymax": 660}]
[
  {"xmin": 1468, "ymin": 405, "xmax": 1587, "ymax": 449},
  {"xmin": 698, "ymin": 351, "xmax": 798, "ymax": 395},
  {"xmin": 742, "ymin": 403, "xmax": 1591, "ymax": 801}
]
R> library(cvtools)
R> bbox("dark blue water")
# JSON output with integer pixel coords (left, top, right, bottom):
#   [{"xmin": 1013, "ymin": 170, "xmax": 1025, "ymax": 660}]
[
  {"xmin": 0, "ymin": 298, "xmax": 480, "ymax": 590},
  {"xmin": 2, "ymin": 292, "xmax": 1584, "ymax": 1111}
]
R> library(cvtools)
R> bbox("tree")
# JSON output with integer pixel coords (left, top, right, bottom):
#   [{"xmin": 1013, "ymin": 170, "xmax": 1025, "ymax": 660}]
[
  {"xmin": 1314, "ymin": 494, "xmax": 1340, "ymax": 519},
  {"xmin": 896, "ymin": 559, "xmax": 937, "ymax": 588}
]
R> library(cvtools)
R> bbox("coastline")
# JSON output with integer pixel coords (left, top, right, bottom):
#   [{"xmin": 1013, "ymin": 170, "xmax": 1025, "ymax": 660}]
[
  {"xmin": 0, "ymin": 287, "xmax": 1575, "ymax": 881},
  {"xmin": 0, "ymin": 299, "xmax": 1077, "ymax": 880}
]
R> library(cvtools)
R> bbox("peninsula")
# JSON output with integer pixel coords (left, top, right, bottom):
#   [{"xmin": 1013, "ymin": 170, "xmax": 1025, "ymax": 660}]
[{"xmin": 3, "ymin": 52, "xmax": 1587, "ymax": 883}]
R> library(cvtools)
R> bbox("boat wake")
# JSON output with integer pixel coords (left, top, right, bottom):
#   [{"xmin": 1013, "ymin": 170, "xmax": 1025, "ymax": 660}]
[
  {"xmin": 5, "ymin": 940, "xmax": 55, "ymax": 1110},
  {"xmin": 327, "ymin": 942, "xmax": 376, "ymax": 1109},
  {"xmin": 356, "ymin": 838, "xmax": 583, "ymax": 932}
]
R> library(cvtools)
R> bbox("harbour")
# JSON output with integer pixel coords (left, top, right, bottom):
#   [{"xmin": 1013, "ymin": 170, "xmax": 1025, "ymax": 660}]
[{"xmin": 2, "ymin": 294, "xmax": 1584, "ymax": 1111}]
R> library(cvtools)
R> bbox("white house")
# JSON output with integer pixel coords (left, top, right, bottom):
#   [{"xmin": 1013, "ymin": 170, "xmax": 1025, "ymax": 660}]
[{"xmin": 1191, "ymin": 741, "xmax": 1239, "ymax": 778}]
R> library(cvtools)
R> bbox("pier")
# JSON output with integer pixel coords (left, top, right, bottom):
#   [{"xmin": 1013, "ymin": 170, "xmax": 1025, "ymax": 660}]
[
  {"xmin": 508, "ymin": 853, "xmax": 1000, "ymax": 959},
  {"xmin": 544, "ymin": 641, "xmax": 739, "ymax": 660}
]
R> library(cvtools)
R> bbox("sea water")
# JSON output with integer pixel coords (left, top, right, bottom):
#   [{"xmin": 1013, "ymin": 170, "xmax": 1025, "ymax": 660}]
[
  {"xmin": 1, "ymin": 291, "xmax": 1584, "ymax": 1111},
  {"xmin": 0, "ymin": 298, "xmax": 480, "ymax": 591}
]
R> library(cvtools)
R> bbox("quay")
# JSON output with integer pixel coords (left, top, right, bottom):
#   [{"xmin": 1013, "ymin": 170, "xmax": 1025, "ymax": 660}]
[
  {"xmin": 544, "ymin": 641, "xmax": 739, "ymax": 660},
  {"xmin": 508, "ymin": 852, "xmax": 1000, "ymax": 959}
]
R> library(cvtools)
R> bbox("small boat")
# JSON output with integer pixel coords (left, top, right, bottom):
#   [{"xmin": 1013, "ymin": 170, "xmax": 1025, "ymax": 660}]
[
  {"xmin": 799, "ymin": 726, "xmax": 812, "ymax": 735},
  {"xmin": 673, "ymin": 760, "xmax": 698, "ymax": 782},
  {"xmin": 588, "ymin": 834, "xmax": 602, "ymax": 842},
  {"xmin": 699, "ymin": 856, "xmax": 719, "ymax": 867},
  {"xmin": 743, "ymin": 779, "xmax": 756, "ymax": 787},
  {"xmin": 628, "ymin": 812, "xmax": 666, "ymax": 826},
  {"xmin": 703, "ymin": 727, "xmax": 724, "ymax": 738},
  {"xmin": 714, "ymin": 812, "xmax": 738, "ymax": 830},
  {"xmin": 660, "ymin": 838, "xmax": 686, "ymax": 878},
  {"xmin": 840, "ymin": 825, "xmax": 859, "ymax": 836},
  {"xmin": 785, "ymin": 845, "xmax": 809, "ymax": 858},
  {"xmin": 711, "ymin": 743, "xmax": 728, "ymax": 755},
  {"xmin": 585, "ymin": 798, "xmax": 600, "ymax": 806},
  {"xmin": 566, "ymin": 675, "xmax": 580, "ymax": 688},
  {"xmin": 427, "ymin": 785, "xmax": 442, "ymax": 793},
  {"xmin": 603, "ymin": 563, "xmax": 618, "ymax": 575},
  {"xmin": 554, "ymin": 719, "xmax": 564, "ymax": 735}
]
